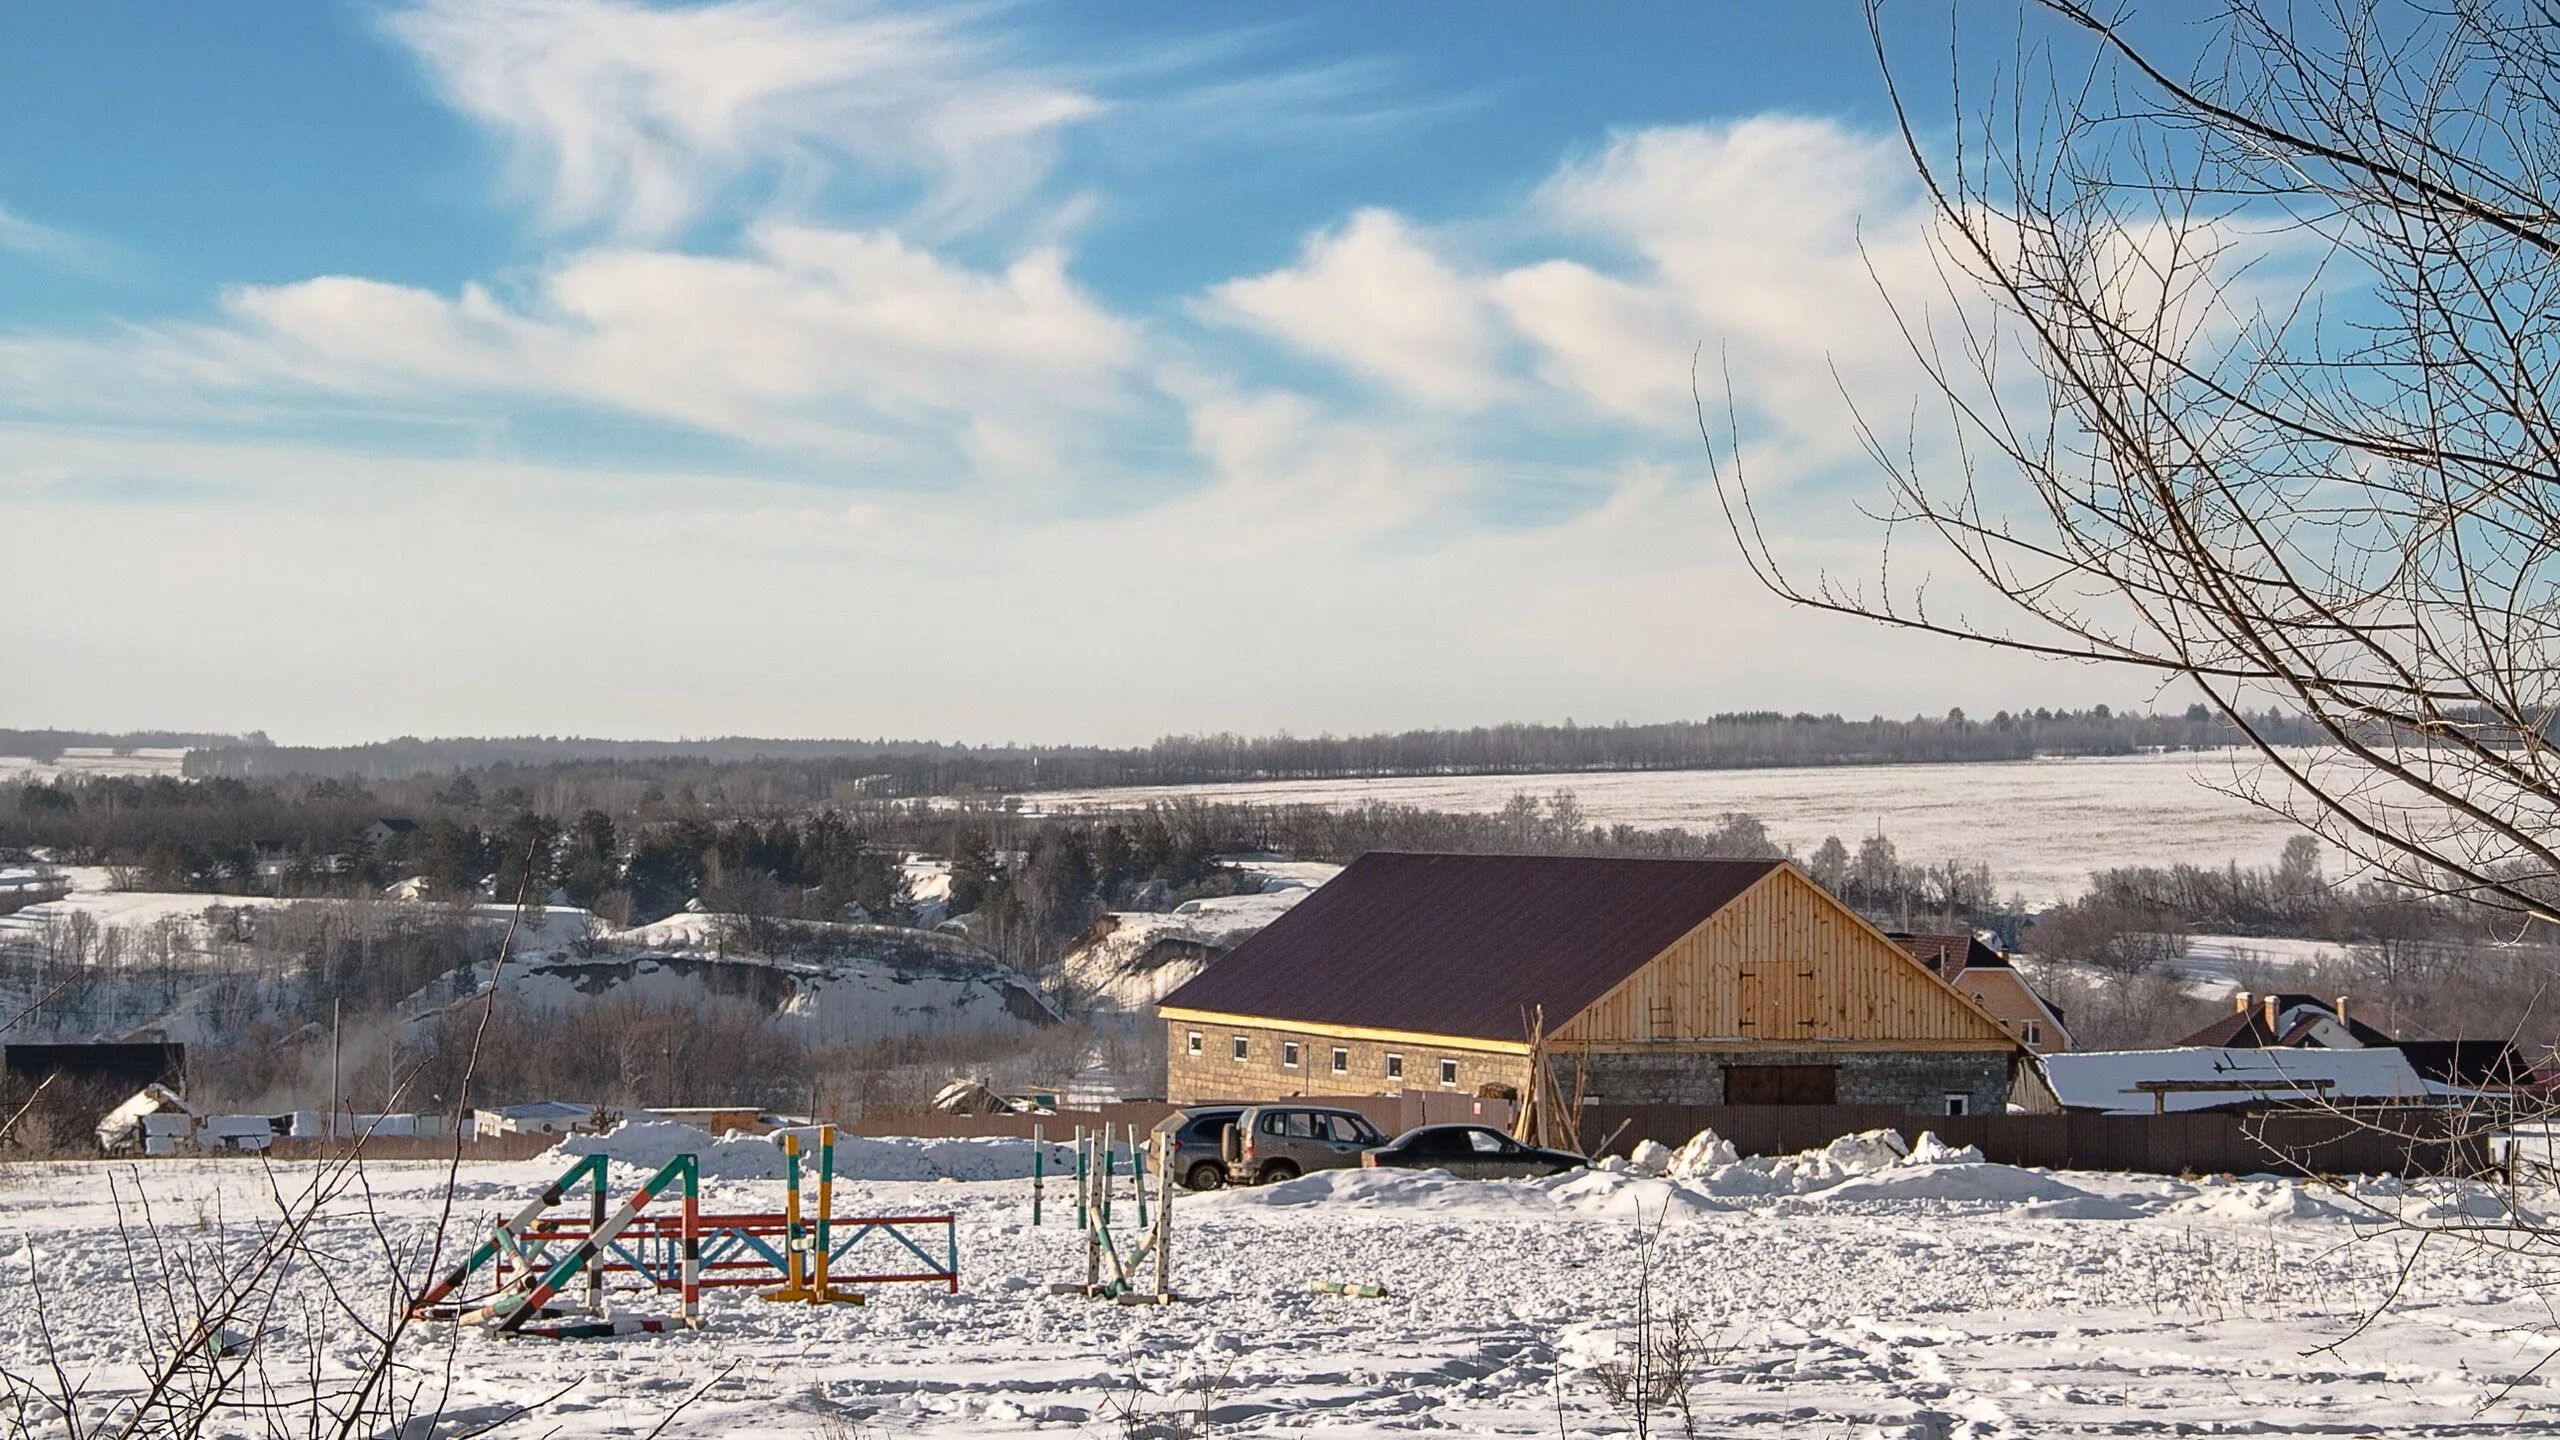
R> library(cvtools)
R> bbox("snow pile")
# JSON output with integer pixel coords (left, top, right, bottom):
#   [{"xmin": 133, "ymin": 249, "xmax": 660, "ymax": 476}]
[
  {"xmin": 549, "ymin": 1121, "xmax": 1074, "ymax": 1183},
  {"xmin": 552, "ymin": 1121, "xmax": 792, "ymax": 1181},
  {"xmin": 1208, "ymin": 1167, "xmax": 1554, "ymax": 1214},
  {"xmin": 1809, "ymin": 1160, "xmax": 2097, "ymax": 1206},
  {"xmin": 1904, "ymin": 1131, "xmax": 1986, "ymax": 1166},
  {"xmin": 2167, "ymin": 1178, "xmax": 2365, "ymax": 1224}
]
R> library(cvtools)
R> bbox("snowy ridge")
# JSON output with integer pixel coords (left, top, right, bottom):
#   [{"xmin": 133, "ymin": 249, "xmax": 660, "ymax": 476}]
[{"xmin": 1063, "ymin": 859, "xmax": 1340, "ymax": 1010}]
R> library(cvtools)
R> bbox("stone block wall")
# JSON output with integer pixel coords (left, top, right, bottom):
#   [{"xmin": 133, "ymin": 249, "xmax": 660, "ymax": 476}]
[{"xmin": 1162, "ymin": 1018, "xmax": 1527, "ymax": 1104}]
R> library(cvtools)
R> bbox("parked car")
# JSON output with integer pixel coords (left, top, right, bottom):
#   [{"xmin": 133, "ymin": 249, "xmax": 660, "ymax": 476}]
[
  {"xmin": 1361, "ymin": 1124, "xmax": 1585, "ymax": 1179},
  {"xmin": 1152, "ymin": 1105, "xmax": 1248, "ymax": 1191},
  {"xmin": 1218, "ymin": 1104, "xmax": 1391, "ymax": 1185}
]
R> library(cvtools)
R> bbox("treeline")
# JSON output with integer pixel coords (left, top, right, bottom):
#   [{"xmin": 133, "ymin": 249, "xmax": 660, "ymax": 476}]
[
  {"xmin": 178, "ymin": 707, "xmax": 2323, "ymax": 794},
  {"xmin": 2, "ymin": 729, "xmax": 268, "ymax": 761}
]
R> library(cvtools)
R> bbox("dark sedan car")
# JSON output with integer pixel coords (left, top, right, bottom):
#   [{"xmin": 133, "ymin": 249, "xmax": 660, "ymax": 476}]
[{"xmin": 1360, "ymin": 1124, "xmax": 1586, "ymax": 1179}]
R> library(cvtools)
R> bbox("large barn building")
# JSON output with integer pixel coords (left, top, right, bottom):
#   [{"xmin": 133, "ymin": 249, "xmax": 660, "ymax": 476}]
[{"xmin": 1158, "ymin": 852, "xmax": 2030, "ymax": 1115}]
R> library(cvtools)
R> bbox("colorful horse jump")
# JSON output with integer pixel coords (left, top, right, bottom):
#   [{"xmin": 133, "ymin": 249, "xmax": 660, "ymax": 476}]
[{"xmin": 410, "ymin": 1125, "xmax": 958, "ymax": 1337}]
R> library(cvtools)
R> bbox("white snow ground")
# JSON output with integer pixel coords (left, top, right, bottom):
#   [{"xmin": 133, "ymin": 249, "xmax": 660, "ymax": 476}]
[
  {"xmin": 0, "ymin": 1130, "xmax": 2552, "ymax": 1438},
  {"xmin": 1016, "ymin": 750, "xmax": 2323, "ymax": 906}
]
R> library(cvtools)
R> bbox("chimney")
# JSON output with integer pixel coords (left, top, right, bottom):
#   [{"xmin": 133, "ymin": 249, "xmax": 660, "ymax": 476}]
[
  {"xmin": 2264, "ymin": 993, "xmax": 2280, "ymax": 1033},
  {"xmin": 2334, "ymin": 995, "xmax": 2349, "ymax": 1029},
  {"xmin": 2235, "ymin": 991, "xmax": 2252, "ymax": 1014}
]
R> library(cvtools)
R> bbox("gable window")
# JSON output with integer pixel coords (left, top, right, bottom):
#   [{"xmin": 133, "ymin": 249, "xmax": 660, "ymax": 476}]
[
  {"xmin": 1282, "ymin": 1041, "xmax": 1301, "ymax": 1069},
  {"xmin": 1330, "ymin": 1047, "xmax": 1349, "ymax": 1075},
  {"xmin": 1943, "ymin": 1094, "xmax": 1969, "ymax": 1117},
  {"xmin": 2020, "ymin": 1020, "xmax": 2040, "ymax": 1046},
  {"xmin": 1232, "ymin": 1035, "xmax": 1249, "ymax": 1062},
  {"xmin": 1438, "ymin": 1058, "xmax": 1459, "ymax": 1087},
  {"xmin": 1384, "ymin": 1053, "xmax": 1404, "ymax": 1081},
  {"xmin": 1185, "ymin": 1031, "xmax": 1202, "ymax": 1056}
]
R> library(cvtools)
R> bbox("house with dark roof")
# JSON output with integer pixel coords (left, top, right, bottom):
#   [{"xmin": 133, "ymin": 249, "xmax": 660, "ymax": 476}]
[
  {"xmin": 2178, "ymin": 991, "xmax": 2537, "ymax": 1091},
  {"xmin": 1890, "ymin": 932, "xmax": 2073, "ymax": 1054},
  {"xmin": 1158, "ymin": 852, "xmax": 2031, "ymax": 1116}
]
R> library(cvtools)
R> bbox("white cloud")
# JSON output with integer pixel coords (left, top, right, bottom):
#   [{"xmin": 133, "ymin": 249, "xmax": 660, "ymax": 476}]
[
  {"xmin": 7, "ymin": 225, "xmax": 1140, "ymax": 474},
  {"xmin": 1200, "ymin": 209, "xmax": 1508, "ymax": 410},
  {"xmin": 387, "ymin": 0, "xmax": 1104, "ymax": 238},
  {"xmin": 0, "ymin": 202, "xmax": 97, "ymax": 268}
]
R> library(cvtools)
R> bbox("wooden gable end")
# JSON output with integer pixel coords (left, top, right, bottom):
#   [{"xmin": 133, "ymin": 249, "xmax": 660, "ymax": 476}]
[{"xmin": 1551, "ymin": 865, "xmax": 2018, "ymax": 1051}]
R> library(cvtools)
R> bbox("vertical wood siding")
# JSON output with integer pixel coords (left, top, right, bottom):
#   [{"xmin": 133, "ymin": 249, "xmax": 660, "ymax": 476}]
[{"xmin": 1556, "ymin": 868, "xmax": 2012, "ymax": 1049}]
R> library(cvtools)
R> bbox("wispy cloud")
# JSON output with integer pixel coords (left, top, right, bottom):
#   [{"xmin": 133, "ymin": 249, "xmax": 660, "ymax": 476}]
[
  {"xmin": 386, "ymin": 0, "xmax": 1105, "ymax": 240},
  {"xmin": 0, "ymin": 202, "xmax": 98, "ymax": 268}
]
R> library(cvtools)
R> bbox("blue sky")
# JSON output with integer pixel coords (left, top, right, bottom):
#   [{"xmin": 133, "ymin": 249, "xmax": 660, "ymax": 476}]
[{"xmin": 0, "ymin": 1, "xmax": 2154, "ymax": 744}]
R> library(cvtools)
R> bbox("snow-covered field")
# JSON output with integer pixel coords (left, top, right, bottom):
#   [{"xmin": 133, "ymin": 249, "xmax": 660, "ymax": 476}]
[
  {"xmin": 0, "ymin": 1129, "xmax": 2549, "ymax": 1437},
  {"xmin": 1021, "ymin": 751, "xmax": 2319, "ymax": 906},
  {"xmin": 0, "ymin": 747, "xmax": 191, "ymax": 783}
]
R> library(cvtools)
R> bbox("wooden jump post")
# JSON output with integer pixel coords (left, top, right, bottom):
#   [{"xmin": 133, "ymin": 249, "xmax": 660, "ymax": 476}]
[{"xmin": 1053, "ymin": 1129, "xmax": 1175, "ymax": 1305}]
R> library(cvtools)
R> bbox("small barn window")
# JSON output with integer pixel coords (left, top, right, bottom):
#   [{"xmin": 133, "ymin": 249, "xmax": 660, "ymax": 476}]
[
  {"xmin": 1185, "ymin": 1031, "xmax": 1201, "ymax": 1056},
  {"xmin": 1330, "ymin": 1047, "xmax": 1348, "ymax": 1074},
  {"xmin": 2021, "ymin": 1020, "xmax": 2040, "ymax": 1046},
  {"xmin": 1384, "ymin": 1053, "xmax": 1404, "ymax": 1080},
  {"xmin": 1232, "ymin": 1036, "xmax": 1249, "ymax": 1062},
  {"xmin": 1438, "ymin": 1058, "xmax": 1458, "ymax": 1087},
  {"xmin": 1282, "ymin": 1042, "xmax": 1301, "ymax": 1069},
  {"xmin": 1943, "ymin": 1094, "xmax": 1969, "ymax": 1116}
]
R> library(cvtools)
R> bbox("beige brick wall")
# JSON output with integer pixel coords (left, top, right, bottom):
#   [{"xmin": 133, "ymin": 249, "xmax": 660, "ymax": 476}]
[{"xmin": 1163, "ymin": 1018, "xmax": 1529, "ymax": 1104}]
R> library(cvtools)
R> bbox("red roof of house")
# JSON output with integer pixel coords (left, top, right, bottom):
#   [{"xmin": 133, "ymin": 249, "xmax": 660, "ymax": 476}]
[{"xmin": 1159, "ymin": 851, "xmax": 1784, "ymax": 1044}]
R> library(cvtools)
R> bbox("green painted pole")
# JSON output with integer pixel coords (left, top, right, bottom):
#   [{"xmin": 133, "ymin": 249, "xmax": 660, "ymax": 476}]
[
  {"xmin": 1131, "ymin": 1123, "xmax": 1149, "ymax": 1228},
  {"xmin": 1073, "ymin": 1127, "xmax": 1087, "ymax": 1230},
  {"xmin": 1031, "ymin": 1123, "xmax": 1045, "ymax": 1226}
]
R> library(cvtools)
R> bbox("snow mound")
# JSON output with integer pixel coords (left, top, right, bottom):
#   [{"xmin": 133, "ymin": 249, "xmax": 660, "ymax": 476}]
[
  {"xmin": 1665, "ymin": 1130, "xmax": 1741, "ymax": 1178},
  {"xmin": 550, "ymin": 1121, "xmax": 1072, "ymax": 1183},
  {"xmin": 1904, "ymin": 1130, "xmax": 1985, "ymax": 1166},
  {"xmin": 2167, "ymin": 1179, "xmax": 2364, "ymax": 1224},
  {"xmin": 1202, "ymin": 1167, "xmax": 1555, "ymax": 1214},
  {"xmin": 1538, "ymin": 1168, "xmax": 1736, "ymax": 1219},
  {"xmin": 1811, "ymin": 1161, "xmax": 2098, "ymax": 1206},
  {"xmin": 1625, "ymin": 1139, "xmax": 1677, "ymax": 1175}
]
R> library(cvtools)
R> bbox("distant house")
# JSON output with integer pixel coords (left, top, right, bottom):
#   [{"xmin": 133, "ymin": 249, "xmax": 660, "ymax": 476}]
[
  {"xmin": 2177, "ymin": 992, "xmax": 2535, "ymax": 1091},
  {"xmin": 1891, "ymin": 932, "xmax": 2072, "ymax": 1053},
  {"xmin": 364, "ymin": 818, "xmax": 419, "ymax": 849},
  {"xmin": 2041, "ymin": 1045, "xmax": 2444, "ymax": 1114},
  {"xmin": 1159, "ymin": 852, "xmax": 2030, "ymax": 1117},
  {"xmin": 473, "ymin": 1100, "xmax": 601, "ymax": 1139}
]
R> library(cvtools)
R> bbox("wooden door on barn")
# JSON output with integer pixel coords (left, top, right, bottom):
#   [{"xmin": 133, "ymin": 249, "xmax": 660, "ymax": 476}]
[{"xmin": 1723, "ymin": 1063, "xmax": 1839, "ymax": 1106}]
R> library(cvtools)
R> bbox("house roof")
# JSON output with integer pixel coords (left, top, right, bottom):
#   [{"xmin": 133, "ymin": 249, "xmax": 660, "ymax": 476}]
[
  {"xmin": 1159, "ymin": 851, "xmax": 1785, "ymax": 1044},
  {"xmin": 2176, "ymin": 994, "xmax": 2398, "ymax": 1049},
  {"xmin": 2040, "ymin": 1046, "xmax": 2443, "ymax": 1114},
  {"xmin": 1889, "ymin": 931, "xmax": 2009, "ymax": 977},
  {"xmin": 2393, "ymin": 1039, "xmax": 2537, "ymax": 1089}
]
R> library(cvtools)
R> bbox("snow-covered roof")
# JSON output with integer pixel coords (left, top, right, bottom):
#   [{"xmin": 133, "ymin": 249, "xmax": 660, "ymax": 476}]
[
  {"xmin": 94, "ymin": 1083, "xmax": 196, "ymax": 1149},
  {"xmin": 487, "ymin": 1100, "xmax": 595, "ymax": 1121},
  {"xmin": 2040, "ymin": 1046, "xmax": 2442, "ymax": 1114}
]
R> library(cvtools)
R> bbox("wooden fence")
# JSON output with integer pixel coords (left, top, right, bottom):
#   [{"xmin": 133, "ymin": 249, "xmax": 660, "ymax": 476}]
[{"xmin": 1572, "ymin": 1103, "xmax": 2491, "ymax": 1178}]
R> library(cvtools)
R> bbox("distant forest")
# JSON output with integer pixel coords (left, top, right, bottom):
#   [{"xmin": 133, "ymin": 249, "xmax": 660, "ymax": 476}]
[
  {"xmin": 2, "ymin": 729, "xmax": 269, "ymax": 760},
  {"xmin": 176, "ymin": 707, "xmax": 2322, "ymax": 794}
]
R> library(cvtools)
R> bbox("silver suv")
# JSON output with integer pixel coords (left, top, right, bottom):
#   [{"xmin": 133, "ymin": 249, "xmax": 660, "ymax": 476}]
[
  {"xmin": 1152, "ymin": 1106, "xmax": 1248, "ymax": 1191},
  {"xmin": 1219, "ymin": 1105, "xmax": 1389, "ymax": 1185}
]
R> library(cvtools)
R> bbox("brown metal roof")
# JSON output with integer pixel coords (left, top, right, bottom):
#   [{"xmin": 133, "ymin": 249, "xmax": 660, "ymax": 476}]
[{"xmin": 1158, "ymin": 851, "xmax": 1784, "ymax": 1044}]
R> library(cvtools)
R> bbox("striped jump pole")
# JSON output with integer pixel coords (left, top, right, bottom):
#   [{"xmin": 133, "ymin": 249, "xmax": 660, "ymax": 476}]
[
  {"xmin": 1031, "ymin": 1123, "xmax": 1045, "ymax": 1226},
  {"xmin": 1130, "ymin": 1123, "xmax": 1149, "ymax": 1229},
  {"xmin": 681, "ymin": 1146, "xmax": 701, "ymax": 1327},
  {"xmin": 762, "ymin": 1130, "xmax": 809, "ymax": 1302},
  {"xmin": 487, "ymin": 1154, "xmax": 697, "ymax": 1335},
  {"xmin": 412, "ymin": 1154, "xmax": 607, "ymax": 1318},
  {"xmin": 1073, "ymin": 1127, "xmax": 1087, "ymax": 1230}
]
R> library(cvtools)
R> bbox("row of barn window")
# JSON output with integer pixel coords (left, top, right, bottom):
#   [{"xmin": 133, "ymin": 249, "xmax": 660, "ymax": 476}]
[{"xmin": 1185, "ymin": 1029, "xmax": 1461, "ymax": 1087}]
